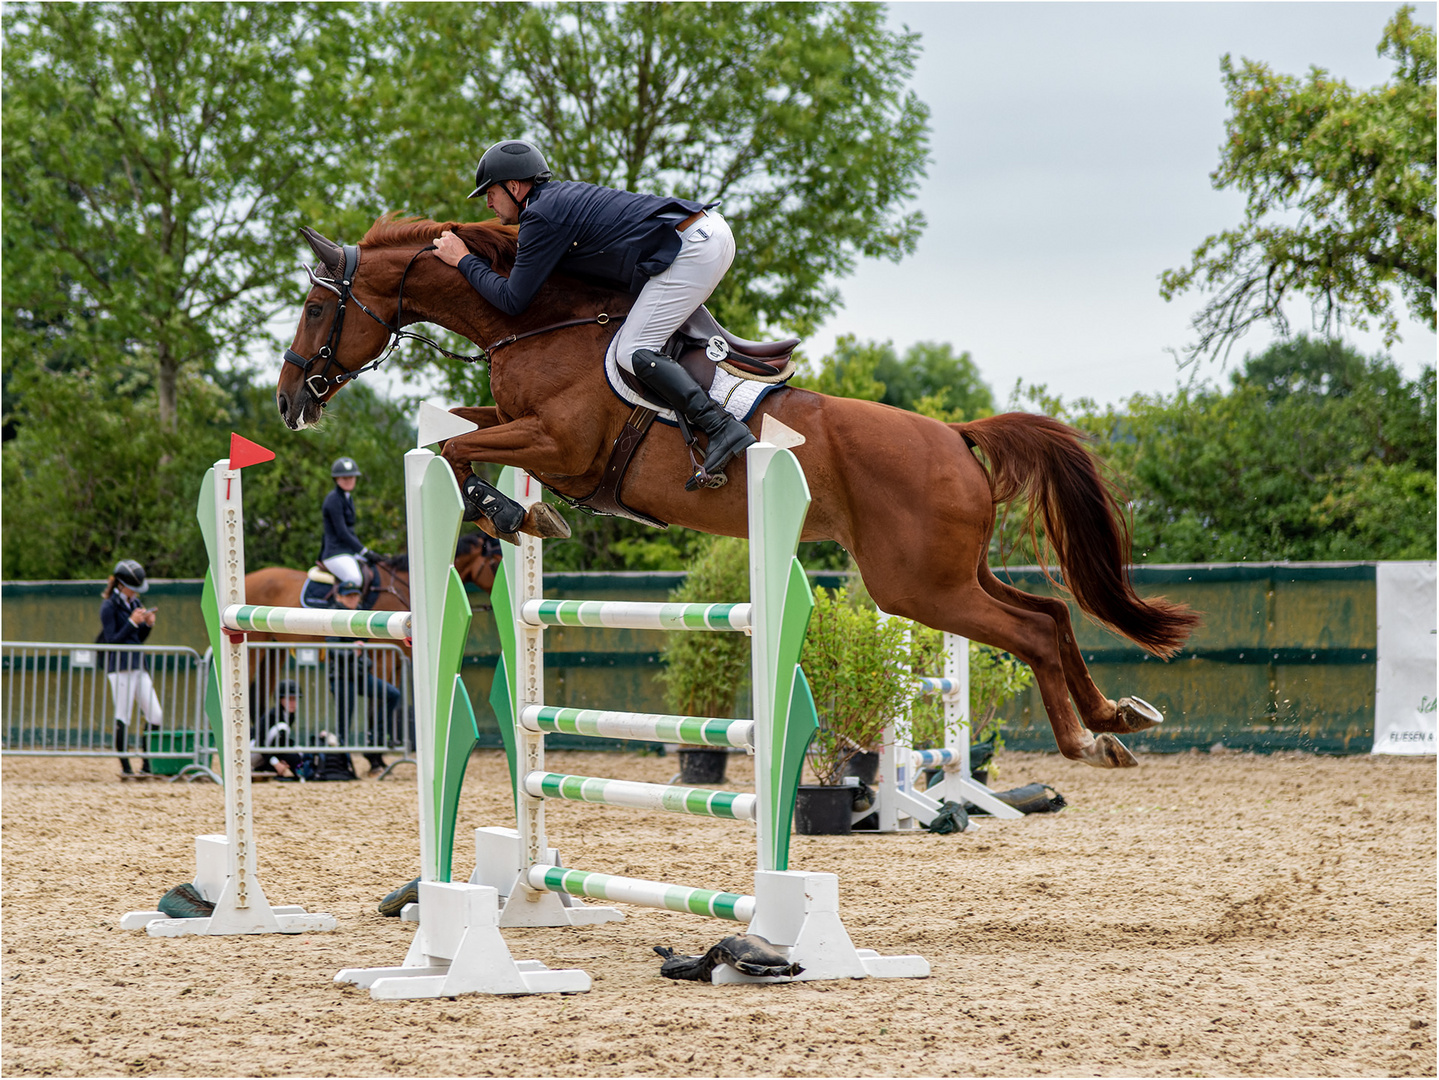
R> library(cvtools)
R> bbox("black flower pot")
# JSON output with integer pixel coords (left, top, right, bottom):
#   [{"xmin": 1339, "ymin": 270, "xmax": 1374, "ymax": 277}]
[
  {"xmin": 677, "ymin": 747, "xmax": 727, "ymax": 784},
  {"xmin": 843, "ymin": 749, "xmax": 880, "ymax": 785},
  {"xmin": 793, "ymin": 785, "xmax": 854, "ymax": 835}
]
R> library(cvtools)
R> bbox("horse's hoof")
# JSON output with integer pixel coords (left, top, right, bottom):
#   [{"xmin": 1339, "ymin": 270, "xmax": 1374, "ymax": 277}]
[
  {"xmin": 525, "ymin": 502, "xmax": 571, "ymax": 539},
  {"xmin": 1115, "ymin": 696, "xmax": 1163, "ymax": 733},
  {"xmin": 1082, "ymin": 733, "xmax": 1139, "ymax": 768}
]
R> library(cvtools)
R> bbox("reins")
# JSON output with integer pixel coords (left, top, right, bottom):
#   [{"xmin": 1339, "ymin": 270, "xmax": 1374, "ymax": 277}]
[{"xmin": 286, "ymin": 244, "xmax": 625, "ymax": 400}]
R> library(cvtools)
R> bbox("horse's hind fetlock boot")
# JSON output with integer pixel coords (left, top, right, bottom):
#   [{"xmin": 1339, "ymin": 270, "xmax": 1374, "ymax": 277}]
[
  {"xmin": 631, "ymin": 349, "xmax": 756, "ymax": 490},
  {"xmin": 462, "ymin": 474, "xmax": 526, "ymax": 537}
]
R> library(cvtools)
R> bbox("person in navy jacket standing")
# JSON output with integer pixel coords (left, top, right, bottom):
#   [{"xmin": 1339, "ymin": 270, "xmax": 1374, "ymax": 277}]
[
  {"xmin": 433, "ymin": 139, "xmax": 756, "ymax": 531},
  {"xmin": 99, "ymin": 559, "xmax": 162, "ymax": 777}
]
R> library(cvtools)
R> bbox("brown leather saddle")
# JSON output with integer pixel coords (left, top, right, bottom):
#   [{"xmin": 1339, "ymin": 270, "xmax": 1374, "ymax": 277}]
[{"xmin": 557, "ymin": 306, "xmax": 801, "ymax": 529}]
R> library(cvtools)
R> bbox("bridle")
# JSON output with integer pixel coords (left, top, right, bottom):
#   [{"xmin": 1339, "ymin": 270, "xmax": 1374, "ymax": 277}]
[{"xmin": 283, "ymin": 242, "xmax": 625, "ymax": 403}]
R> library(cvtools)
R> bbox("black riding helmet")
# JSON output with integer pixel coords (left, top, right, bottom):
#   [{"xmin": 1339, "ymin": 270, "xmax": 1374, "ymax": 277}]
[
  {"xmin": 113, "ymin": 559, "xmax": 149, "ymax": 594},
  {"xmin": 331, "ymin": 457, "xmax": 362, "ymax": 479},
  {"xmin": 469, "ymin": 139, "xmax": 552, "ymax": 199}
]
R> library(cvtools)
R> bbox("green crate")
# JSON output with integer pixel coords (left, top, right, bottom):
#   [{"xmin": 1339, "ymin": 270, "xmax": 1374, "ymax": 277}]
[{"xmin": 144, "ymin": 731, "xmax": 196, "ymax": 776}]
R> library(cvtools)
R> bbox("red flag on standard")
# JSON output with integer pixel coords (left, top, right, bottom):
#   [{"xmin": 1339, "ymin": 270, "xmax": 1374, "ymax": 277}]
[{"xmin": 228, "ymin": 433, "xmax": 276, "ymax": 470}]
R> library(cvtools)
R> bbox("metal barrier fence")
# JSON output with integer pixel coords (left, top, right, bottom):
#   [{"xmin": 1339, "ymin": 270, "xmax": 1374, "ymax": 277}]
[
  {"xmin": 241, "ymin": 641, "xmax": 414, "ymax": 764},
  {"xmin": 2, "ymin": 643, "xmax": 205, "ymax": 767},
  {"xmin": 2, "ymin": 640, "xmax": 414, "ymax": 775}
]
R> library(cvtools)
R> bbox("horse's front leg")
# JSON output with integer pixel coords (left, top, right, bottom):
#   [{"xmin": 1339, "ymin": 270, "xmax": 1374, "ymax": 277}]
[{"xmin": 438, "ymin": 408, "xmax": 594, "ymax": 542}]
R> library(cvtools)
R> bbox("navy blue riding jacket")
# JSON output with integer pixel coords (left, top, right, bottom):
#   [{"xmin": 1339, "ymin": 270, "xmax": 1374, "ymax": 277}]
[
  {"xmin": 319, "ymin": 486, "xmax": 364, "ymax": 561},
  {"xmin": 99, "ymin": 591, "xmax": 152, "ymax": 672},
  {"xmin": 457, "ymin": 180, "xmax": 705, "ymax": 316}
]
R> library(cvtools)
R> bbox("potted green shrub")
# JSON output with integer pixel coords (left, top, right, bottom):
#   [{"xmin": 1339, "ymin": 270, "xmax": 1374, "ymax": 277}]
[
  {"xmin": 907, "ymin": 626, "xmax": 1034, "ymax": 786},
  {"xmin": 657, "ymin": 536, "xmax": 752, "ymax": 783},
  {"xmin": 795, "ymin": 584, "xmax": 919, "ymax": 833}
]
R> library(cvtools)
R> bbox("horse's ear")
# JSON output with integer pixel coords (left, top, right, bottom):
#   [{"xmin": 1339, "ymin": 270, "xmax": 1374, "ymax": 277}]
[{"xmin": 299, "ymin": 226, "xmax": 345, "ymax": 275}]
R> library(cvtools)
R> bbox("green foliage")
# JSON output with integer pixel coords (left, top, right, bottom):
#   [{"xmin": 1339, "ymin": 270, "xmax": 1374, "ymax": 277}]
[
  {"xmin": 1161, "ymin": 7, "xmax": 1436, "ymax": 362},
  {"xmin": 1, "ymin": 2, "xmax": 934, "ymax": 578},
  {"xmin": 801, "ymin": 586, "xmax": 917, "ymax": 785},
  {"xmin": 795, "ymin": 335, "xmax": 996, "ymax": 421},
  {"xmin": 906, "ymin": 626, "xmax": 1034, "ymax": 754},
  {"xmin": 372, "ymin": 2, "xmax": 929, "ymax": 348},
  {"xmin": 1017, "ymin": 337, "xmax": 1436, "ymax": 564},
  {"xmin": 1, "ymin": 3, "xmax": 375, "ymax": 428},
  {"xmin": 657, "ymin": 537, "xmax": 753, "ymax": 720},
  {"xmin": 1, "ymin": 372, "xmax": 417, "ymax": 580}
]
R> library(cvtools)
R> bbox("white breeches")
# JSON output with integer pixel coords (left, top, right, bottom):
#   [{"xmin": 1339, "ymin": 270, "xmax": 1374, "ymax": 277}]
[
  {"xmin": 108, "ymin": 670, "xmax": 163, "ymax": 727},
  {"xmin": 613, "ymin": 211, "xmax": 736, "ymax": 373},
  {"xmin": 322, "ymin": 554, "xmax": 363, "ymax": 587}
]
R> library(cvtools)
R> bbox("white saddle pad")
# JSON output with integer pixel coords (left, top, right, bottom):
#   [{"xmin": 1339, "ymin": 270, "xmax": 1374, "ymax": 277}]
[{"xmin": 604, "ymin": 335, "xmax": 780, "ymax": 425}]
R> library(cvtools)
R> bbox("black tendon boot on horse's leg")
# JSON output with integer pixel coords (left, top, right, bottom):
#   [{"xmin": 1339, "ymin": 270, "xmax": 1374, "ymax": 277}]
[
  {"xmin": 630, "ymin": 349, "xmax": 756, "ymax": 490},
  {"xmin": 462, "ymin": 475, "xmax": 570, "ymax": 545}
]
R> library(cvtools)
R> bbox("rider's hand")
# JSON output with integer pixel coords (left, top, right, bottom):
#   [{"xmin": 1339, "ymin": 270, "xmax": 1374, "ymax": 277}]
[{"xmin": 433, "ymin": 231, "xmax": 470, "ymax": 268}]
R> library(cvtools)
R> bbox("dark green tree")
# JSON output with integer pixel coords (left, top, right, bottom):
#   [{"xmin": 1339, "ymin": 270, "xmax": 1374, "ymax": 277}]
[
  {"xmin": 366, "ymin": 1, "xmax": 930, "ymax": 398},
  {"xmin": 2, "ymin": 3, "xmax": 375, "ymax": 429},
  {"xmin": 1067, "ymin": 338, "xmax": 1436, "ymax": 563},
  {"xmin": 1161, "ymin": 7, "xmax": 1436, "ymax": 363},
  {"xmin": 795, "ymin": 335, "xmax": 995, "ymax": 420}
]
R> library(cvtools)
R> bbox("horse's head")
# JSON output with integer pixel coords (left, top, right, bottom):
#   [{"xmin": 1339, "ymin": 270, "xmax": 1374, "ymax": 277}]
[
  {"xmin": 277, "ymin": 218, "xmax": 523, "ymax": 430},
  {"xmin": 276, "ymin": 227, "xmax": 397, "ymax": 430}
]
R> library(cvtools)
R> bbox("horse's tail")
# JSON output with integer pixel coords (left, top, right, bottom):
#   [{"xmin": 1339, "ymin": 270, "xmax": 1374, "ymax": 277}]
[{"xmin": 953, "ymin": 412, "xmax": 1200, "ymax": 658}]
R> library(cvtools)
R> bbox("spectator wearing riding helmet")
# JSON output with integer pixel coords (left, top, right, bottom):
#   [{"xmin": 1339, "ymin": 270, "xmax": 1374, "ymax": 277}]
[
  {"xmin": 318, "ymin": 457, "xmax": 374, "ymax": 595},
  {"xmin": 99, "ymin": 559, "xmax": 162, "ymax": 778},
  {"xmin": 433, "ymin": 139, "xmax": 756, "ymax": 527}
]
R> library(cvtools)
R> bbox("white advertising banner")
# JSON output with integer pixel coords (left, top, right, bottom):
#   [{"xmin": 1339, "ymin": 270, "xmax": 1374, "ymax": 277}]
[{"xmin": 1373, "ymin": 561, "xmax": 1437, "ymax": 755}]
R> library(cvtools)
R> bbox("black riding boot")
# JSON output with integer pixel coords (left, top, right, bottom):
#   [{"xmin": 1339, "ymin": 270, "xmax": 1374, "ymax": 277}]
[
  {"xmin": 461, "ymin": 475, "xmax": 527, "ymax": 534},
  {"xmin": 631, "ymin": 349, "xmax": 757, "ymax": 490},
  {"xmin": 115, "ymin": 720, "xmax": 133, "ymax": 776}
]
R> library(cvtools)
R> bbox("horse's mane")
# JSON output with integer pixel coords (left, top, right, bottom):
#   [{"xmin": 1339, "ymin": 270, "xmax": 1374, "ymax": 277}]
[{"xmin": 360, "ymin": 214, "xmax": 518, "ymax": 274}]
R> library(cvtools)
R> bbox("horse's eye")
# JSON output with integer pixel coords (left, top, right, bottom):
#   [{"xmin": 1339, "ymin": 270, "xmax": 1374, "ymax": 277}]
[{"xmin": 307, "ymin": 304, "xmax": 323, "ymax": 320}]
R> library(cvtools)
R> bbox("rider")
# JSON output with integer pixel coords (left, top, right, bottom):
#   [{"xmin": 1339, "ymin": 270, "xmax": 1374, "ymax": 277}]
[
  {"xmin": 433, "ymin": 139, "xmax": 757, "ymax": 525},
  {"xmin": 318, "ymin": 457, "xmax": 375, "ymax": 599}
]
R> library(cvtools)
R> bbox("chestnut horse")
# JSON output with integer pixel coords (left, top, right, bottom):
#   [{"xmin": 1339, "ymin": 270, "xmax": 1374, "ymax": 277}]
[{"xmin": 275, "ymin": 217, "xmax": 1199, "ymax": 768}]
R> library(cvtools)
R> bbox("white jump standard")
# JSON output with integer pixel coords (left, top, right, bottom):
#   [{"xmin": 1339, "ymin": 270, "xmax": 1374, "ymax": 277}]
[
  {"xmin": 122, "ymin": 437, "xmax": 342, "ymax": 936},
  {"xmin": 859, "ymin": 629, "xmax": 1024, "ymax": 832},
  {"xmin": 477, "ymin": 429, "xmax": 929, "ymax": 982},
  {"xmin": 335, "ymin": 403, "xmax": 589, "ymax": 997}
]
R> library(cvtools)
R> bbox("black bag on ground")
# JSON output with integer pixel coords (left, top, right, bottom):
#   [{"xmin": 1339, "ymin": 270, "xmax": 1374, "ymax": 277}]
[
  {"xmin": 313, "ymin": 752, "xmax": 357, "ymax": 781},
  {"xmin": 968, "ymin": 783, "xmax": 1066, "ymax": 815}
]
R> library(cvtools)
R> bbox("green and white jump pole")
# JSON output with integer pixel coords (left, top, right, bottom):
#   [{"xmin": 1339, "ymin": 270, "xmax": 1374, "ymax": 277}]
[{"xmin": 475, "ymin": 418, "xmax": 929, "ymax": 982}]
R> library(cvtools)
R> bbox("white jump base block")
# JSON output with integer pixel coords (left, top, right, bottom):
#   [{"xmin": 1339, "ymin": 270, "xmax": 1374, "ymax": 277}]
[
  {"xmin": 335, "ymin": 881, "xmax": 589, "ymax": 998},
  {"xmin": 121, "ymin": 834, "xmax": 336, "ymax": 936}
]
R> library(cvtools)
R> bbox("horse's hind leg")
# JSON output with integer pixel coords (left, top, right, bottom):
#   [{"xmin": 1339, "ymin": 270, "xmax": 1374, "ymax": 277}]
[
  {"xmin": 977, "ymin": 565, "xmax": 1162, "ymax": 735},
  {"xmin": 874, "ymin": 576, "xmax": 1138, "ymax": 769}
]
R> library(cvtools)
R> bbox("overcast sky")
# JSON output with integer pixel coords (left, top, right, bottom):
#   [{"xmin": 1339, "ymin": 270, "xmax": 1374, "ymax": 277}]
[{"xmin": 806, "ymin": 1, "xmax": 1437, "ymax": 407}]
